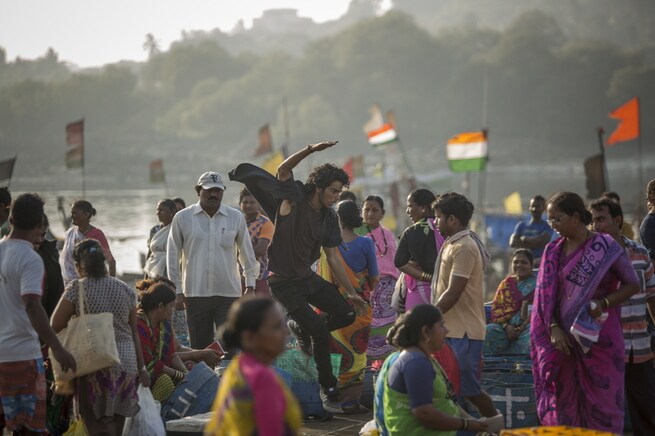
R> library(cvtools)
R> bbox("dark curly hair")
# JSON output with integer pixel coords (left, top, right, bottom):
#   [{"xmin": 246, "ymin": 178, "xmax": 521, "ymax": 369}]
[
  {"xmin": 73, "ymin": 238, "xmax": 107, "ymax": 278},
  {"xmin": 304, "ymin": 163, "xmax": 350, "ymax": 195},
  {"xmin": 432, "ymin": 192, "xmax": 474, "ymax": 227}
]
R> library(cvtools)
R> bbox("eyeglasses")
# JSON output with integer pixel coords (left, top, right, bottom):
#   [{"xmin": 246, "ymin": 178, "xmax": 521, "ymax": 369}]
[{"xmin": 547, "ymin": 214, "xmax": 568, "ymax": 225}]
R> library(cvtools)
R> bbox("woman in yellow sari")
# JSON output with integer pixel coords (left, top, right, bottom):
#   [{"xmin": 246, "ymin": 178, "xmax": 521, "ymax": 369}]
[{"xmin": 319, "ymin": 200, "xmax": 379, "ymax": 414}]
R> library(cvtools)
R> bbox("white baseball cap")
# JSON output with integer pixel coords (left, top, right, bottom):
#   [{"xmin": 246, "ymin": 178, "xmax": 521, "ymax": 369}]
[{"xmin": 196, "ymin": 172, "xmax": 226, "ymax": 191}]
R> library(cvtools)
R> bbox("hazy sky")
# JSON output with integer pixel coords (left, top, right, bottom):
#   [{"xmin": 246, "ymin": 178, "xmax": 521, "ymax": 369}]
[{"xmin": 0, "ymin": 0, "xmax": 355, "ymax": 67}]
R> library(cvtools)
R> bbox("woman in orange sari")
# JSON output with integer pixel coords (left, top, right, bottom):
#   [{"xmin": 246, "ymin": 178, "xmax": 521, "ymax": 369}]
[{"xmin": 319, "ymin": 200, "xmax": 379, "ymax": 414}]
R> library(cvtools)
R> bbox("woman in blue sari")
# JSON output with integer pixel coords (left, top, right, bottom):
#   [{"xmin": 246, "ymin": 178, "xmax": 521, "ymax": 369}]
[{"xmin": 484, "ymin": 249, "xmax": 535, "ymax": 354}]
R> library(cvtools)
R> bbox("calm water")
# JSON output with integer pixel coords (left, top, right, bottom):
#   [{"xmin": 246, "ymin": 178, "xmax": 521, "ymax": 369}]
[{"xmin": 42, "ymin": 189, "xmax": 174, "ymax": 275}]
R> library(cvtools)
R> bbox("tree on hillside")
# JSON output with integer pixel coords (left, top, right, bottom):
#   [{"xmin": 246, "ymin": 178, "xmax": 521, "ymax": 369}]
[{"xmin": 143, "ymin": 33, "xmax": 161, "ymax": 58}]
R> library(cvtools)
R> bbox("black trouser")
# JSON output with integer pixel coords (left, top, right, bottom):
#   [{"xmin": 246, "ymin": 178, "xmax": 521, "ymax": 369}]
[
  {"xmin": 269, "ymin": 273, "xmax": 356, "ymax": 389},
  {"xmin": 185, "ymin": 296, "xmax": 239, "ymax": 351},
  {"xmin": 625, "ymin": 356, "xmax": 655, "ymax": 436}
]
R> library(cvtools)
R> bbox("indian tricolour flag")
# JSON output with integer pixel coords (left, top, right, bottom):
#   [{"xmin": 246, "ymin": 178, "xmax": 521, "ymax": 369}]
[
  {"xmin": 367, "ymin": 123, "xmax": 398, "ymax": 146},
  {"xmin": 446, "ymin": 131, "xmax": 488, "ymax": 172}
]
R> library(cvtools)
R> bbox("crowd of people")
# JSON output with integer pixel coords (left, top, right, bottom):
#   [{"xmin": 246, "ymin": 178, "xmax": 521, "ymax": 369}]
[{"xmin": 0, "ymin": 144, "xmax": 654, "ymax": 435}]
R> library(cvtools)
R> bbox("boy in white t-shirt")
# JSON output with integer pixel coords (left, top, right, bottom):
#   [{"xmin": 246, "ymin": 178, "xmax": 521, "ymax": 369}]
[{"xmin": 0, "ymin": 193, "xmax": 76, "ymax": 433}]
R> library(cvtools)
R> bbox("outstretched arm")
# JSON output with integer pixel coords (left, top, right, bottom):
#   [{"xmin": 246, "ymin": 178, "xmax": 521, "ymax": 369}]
[{"xmin": 277, "ymin": 141, "xmax": 338, "ymax": 182}]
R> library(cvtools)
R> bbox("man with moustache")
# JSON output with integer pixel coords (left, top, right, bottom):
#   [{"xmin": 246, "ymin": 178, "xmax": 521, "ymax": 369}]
[
  {"xmin": 167, "ymin": 172, "xmax": 259, "ymax": 349},
  {"xmin": 590, "ymin": 197, "xmax": 655, "ymax": 436}
]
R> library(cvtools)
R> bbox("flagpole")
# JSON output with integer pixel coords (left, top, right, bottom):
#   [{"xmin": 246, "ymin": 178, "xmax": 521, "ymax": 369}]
[
  {"xmin": 478, "ymin": 66, "xmax": 489, "ymax": 237},
  {"xmin": 636, "ymin": 97, "xmax": 644, "ymax": 196},
  {"xmin": 596, "ymin": 127, "xmax": 610, "ymax": 191},
  {"xmin": 6, "ymin": 154, "xmax": 17, "ymax": 189},
  {"xmin": 82, "ymin": 118, "xmax": 86, "ymax": 199}
]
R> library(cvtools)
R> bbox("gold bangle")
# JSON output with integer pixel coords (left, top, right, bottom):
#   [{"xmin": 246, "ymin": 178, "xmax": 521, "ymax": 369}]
[
  {"xmin": 550, "ymin": 322, "xmax": 559, "ymax": 329},
  {"xmin": 603, "ymin": 297, "xmax": 610, "ymax": 309}
]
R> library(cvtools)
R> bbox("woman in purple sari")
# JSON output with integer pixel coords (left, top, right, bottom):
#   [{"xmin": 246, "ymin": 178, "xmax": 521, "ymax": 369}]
[{"xmin": 531, "ymin": 192, "xmax": 639, "ymax": 433}]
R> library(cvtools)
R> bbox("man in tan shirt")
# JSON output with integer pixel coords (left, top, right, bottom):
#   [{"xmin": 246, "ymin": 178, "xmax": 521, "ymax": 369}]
[{"xmin": 431, "ymin": 192, "xmax": 497, "ymax": 418}]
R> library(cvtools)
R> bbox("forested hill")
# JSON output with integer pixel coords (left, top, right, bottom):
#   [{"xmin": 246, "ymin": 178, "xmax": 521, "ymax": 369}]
[{"xmin": 1, "ymin": 1, "xmax": 654, "ymax": 191}]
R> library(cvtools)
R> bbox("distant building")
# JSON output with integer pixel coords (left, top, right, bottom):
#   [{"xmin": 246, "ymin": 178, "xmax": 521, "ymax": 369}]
[{"xmin": 252, "ymin": 9, "xmax": 314, "ymax": 33}]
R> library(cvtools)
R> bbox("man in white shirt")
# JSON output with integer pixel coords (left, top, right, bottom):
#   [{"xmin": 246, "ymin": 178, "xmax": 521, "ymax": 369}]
[
  {"xmin": 167, "ymin": 172, "xmax": 259, "ymax": 349},
  {"xmin": 0, "ymin": 193, "xmax": 76, "ymax": 433}
]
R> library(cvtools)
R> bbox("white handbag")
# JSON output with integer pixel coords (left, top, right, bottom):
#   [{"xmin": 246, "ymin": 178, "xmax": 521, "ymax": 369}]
[{"xmin": 50, "ymin": 279, "xmax": 121, "ymax": 382}]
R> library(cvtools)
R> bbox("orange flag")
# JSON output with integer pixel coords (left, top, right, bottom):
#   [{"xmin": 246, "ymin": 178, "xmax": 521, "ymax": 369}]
[{"xmin": 607, "ymin": 97, "xmax": 640, "ymax": 146}]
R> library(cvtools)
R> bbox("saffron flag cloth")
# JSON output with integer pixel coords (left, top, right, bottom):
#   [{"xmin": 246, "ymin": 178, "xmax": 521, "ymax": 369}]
[
  {"xmin": 253, "ymin": 124, "xmax": 273, "ymax": 157},
  {"xmin": 583, "ymin": 154, "xmax": 607, "ymax": 199},
  {"xmin": 503, "ymin": 191, "xmax": 523, "ymax": 215},
  {"xmin": 343, "ymin": 156, "xmax": 364, "ymax": 182},
  {"xmin": 65, "ymin": 120, "xmax": 84, "ymax": 169},
  {"xmin": 446, "ymin": 131, "xmax": 487, "ymax": 172},
  {"xmin": 367, "ymin": 123, "xmax": 398, "ymax": 146},
  {"xmin": 0, "ymin": 156, "xmax": 17, "ymax": 182},
  {"xmin": 149, "ymin": 159, "xmax": 165, "ymax": 183},
  {"xmin": 262, "ymin": 150, "xmax": 284, "ymax": 176},
  {"xmin": 607, "ymin": 97, "xmax": 640, "ymax": 146}
]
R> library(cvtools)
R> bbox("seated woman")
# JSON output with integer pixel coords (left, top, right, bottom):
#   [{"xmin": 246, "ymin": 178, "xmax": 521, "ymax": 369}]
[
  {"xmin": 136, "ymin": 282, "xmax": 191, "ymax": 403},
  {"xmin": 135, "ymin": 278, "xmax": 223, "ymax": 370},
  {"xmin": 484, "ymin": 249, "xmax": 536, "ymax": 355},
  {"xmin": 382, "ymin": 304, "xmax": 487, "ymax": 435},
  {"xmin": 205, "ymin": 297, "xmax": 302, "ymax": 436}
]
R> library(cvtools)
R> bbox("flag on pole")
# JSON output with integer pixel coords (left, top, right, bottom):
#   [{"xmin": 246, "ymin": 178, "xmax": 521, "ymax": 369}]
[
  {"xmin": 503, "ymin": 192, "xmax": 523, "ymax": 215},
  {"xmin": 65, "ymin": 119, "xmax": 84, "ymax": 169},
  {"xmin": 446, "ymin": 131, "xmax": 488, "ymax": 172},
  {"xmin": 584, "ymin": 154, "xmax": 607, "ymax": 198},
  {"xmin": 607, "ymin": 97, "xmax": 640, "ymax": 146},
  {"xmin": 367, "ymin": 123, "xmax": 398, "ymax": 146},
  {"xmin": 254, "ymin": 124, "xmax": 273, "ymax": 157},
  {"xmin": 343, "ymin": 156, "xmax": 364, "ymax": 182},
  {"xmin": 149, "ymin": 159, "xmax": 165, "ymax": 183},
  {"xmin": 262, "ymin": 151, "xmax": 284, "ymax": 176},
  {"xmin": 0, "ymin": 156, "xmax": 17, "ymax": 182},
  {"xmin": 364, "ymin": 105, "xmax": 398, "ymax": 146}
]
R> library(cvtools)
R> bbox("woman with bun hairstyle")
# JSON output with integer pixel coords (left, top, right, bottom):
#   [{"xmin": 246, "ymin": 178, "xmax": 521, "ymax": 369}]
[
  {"xmin": 135, "ymin": 280, "xmax": 190, "ymax": 403},
  {"xmin": 59, "ymin": 200, "xmax": 115, "ymax": 285},
  {"xmin": 531, "ymin": 192, "xmax": 639, "ymax": 433},
  {"xmin": 51, "ymin": 239, "xmax": 147, "ymax": 435},
  {"xmin": 379, "ymin": 305, "xmax": 487, "ymax": 435},
  {"xmin": 394, "ymin": 189, "xmax": 443, "ymax": 311},
  {"xmin": 205, "ymin": 297, "xmax": 301, "ymax": 436},
  {"xmin": 318, "ymin": 200, "xmax": 379, "ymax": 413}
]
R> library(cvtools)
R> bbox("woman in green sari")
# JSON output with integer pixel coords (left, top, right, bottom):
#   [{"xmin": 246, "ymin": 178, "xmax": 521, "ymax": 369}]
[{"xmin": 381, "ymin": 305, "xmax": 488, "ymax": 435}]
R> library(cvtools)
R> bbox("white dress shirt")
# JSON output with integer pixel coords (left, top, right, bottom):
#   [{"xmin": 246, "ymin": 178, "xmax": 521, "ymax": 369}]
[{"xmin": 167, "ymin": 202, "xmax": 259, "ymax": 297}]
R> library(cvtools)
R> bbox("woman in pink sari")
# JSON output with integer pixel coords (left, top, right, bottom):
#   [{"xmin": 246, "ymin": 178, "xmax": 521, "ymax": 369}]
[{"xmin": 531, "ymin": 192, "xmax": 639, "ymax": 433}]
